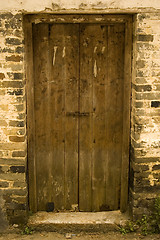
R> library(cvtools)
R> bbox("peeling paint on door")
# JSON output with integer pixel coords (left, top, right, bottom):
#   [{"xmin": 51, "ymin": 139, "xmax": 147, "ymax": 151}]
[
  {"xmin": 94, "ymin": 60, "xmax": 97, "ymax": 77},
  {"xmin": 53, "ymin": 46, "xmax": 58, "ymax": 66}
]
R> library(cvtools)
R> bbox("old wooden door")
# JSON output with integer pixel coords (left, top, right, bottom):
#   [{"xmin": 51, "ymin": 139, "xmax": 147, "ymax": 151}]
[{"xmin": 33, "ymin": 22, "xmax": 125, "ymax": 212}]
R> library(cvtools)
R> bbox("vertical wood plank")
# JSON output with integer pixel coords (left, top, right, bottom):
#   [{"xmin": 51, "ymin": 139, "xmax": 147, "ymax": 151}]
[
  {"xmin": 49, "ymin": 24, "xmax": 65, "ymax": 210},
  {"xmin": 120, "ymin": 18, "xmax": 132, "ymax": 212},
  {"xmin": 105, "ymin": 24, "xmax": 125, "ymax": 210},
  {"xmin": 64, "ymin": 25, "xmax": 79, "ymax": 210},
  {"xmin": 49, "ymin": 24, "xmax": 79, "ymax": 210},
  {"xmin": 23, "ymin": 17, "xmax": 37, "ymax": 212},
  {"xmin": 79, "ymin": 24, "xmax": 93, "ymax": 211},
  {"xmin": 33, "ymin": 23, "xmax": 51, "ymax": 210},
  {"xmin": 91, "ymin": 25, "xmax": 108, "ymax": 211}
]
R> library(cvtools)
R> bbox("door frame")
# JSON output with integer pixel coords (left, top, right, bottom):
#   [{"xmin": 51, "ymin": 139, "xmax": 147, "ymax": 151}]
[{"xmin": 24, "ymin": 14, "xmax": 132, "ymax": 213}]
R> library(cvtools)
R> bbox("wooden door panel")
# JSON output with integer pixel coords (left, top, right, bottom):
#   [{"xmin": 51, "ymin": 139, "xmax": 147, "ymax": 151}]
[
  {"xmin": 49, "ymin": 24, "xmax": 79, "ymax": 210},
  {"xmin": 79, "ymin": 24, "xmax": 108, "ymax": 211},
  {"xmin": 79, "ymin": 24, "xmax": 125, "ymax": 211},
  {"xmin": 34, "ymin": 23, "xmax": 79, "ymax": 211},
  {"xmin": 33, "ymin": 22, "xmax": 125, "ymax": 212}
]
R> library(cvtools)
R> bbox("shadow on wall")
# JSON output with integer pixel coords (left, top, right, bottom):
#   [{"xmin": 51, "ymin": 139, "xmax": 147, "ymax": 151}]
[{"xmin": 0, "ymin": 193, "xmax": 9, "ymax": 233}]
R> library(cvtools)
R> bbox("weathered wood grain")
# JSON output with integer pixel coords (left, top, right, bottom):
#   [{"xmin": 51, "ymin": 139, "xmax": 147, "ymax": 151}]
[
  {"xmin": 33, "ymin": 23, "xmax": 51, "ymax": 210},
  {"xmin": 49, "ymin": 24, "xmax": 79, "ymax": 210},
  {"xmin": 120, "ymin": 18, "xmax": 132, "ymax": 212},
  {"xmin": 24, "ymin": 17, "xmax": 37, "ymax": 212},
  {"xmin": 79, "ymin": 24, "xmax": 93, "ymax": 211},
  {"xmin": 79, "ymin": 24, "xmax": 125, "ymax": 211},
  {"xmin": 105, "ymin": 24, "xmax": 125, "ymax": 210},
  {"xmin": 27, "ymin": 15, "xmax": 132, "ymax": 212},
  {"xmin": 91, "ymin": 24, "xmax": 108, "ymax": 212}
]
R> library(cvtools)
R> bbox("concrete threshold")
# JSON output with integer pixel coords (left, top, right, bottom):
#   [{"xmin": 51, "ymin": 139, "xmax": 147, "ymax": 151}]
[{"xmin": 28, "ymin": 211, "xmax": 130, "ymax": 233}]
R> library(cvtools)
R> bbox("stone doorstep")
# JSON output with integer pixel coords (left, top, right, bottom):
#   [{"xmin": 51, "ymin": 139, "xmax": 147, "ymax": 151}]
[{"xmin": 28, "ymin": 211, "xmax": 130, "ymax": 233}]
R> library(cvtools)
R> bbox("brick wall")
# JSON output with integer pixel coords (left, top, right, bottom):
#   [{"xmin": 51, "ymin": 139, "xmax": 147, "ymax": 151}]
[
  {"xmin": 0, "ymin": 13, "xmax": 27, "ymax": 224},
  {"xmin": 0, "ymin": 11, "xmax": 160, "ymax": 225},
  {"xmin": 130, "ymin": 13, "xmax": 160, "ymax": 219}
]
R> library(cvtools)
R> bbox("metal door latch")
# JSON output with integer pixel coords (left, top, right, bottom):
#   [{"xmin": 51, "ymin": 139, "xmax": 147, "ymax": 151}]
[{"xmin": 66, "ymin": 111, "xmax": 90, "ymax": 117}]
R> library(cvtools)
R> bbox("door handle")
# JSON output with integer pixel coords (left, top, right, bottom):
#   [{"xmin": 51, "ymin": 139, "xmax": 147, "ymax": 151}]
[{"xmin": 66, "ymin": 112, "xmax": 90, "ymax": 117}]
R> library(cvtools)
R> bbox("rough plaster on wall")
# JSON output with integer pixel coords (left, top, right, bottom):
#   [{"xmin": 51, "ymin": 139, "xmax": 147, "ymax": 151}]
[{"xmin": 0, "ymin": 0, "xmax": 160, "ymax": 12}]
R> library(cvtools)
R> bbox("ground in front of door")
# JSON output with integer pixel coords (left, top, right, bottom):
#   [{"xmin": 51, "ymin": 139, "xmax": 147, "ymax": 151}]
[{"xmin": 0, "ymin": 232, "xmax": 159, "ymax": 240}]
